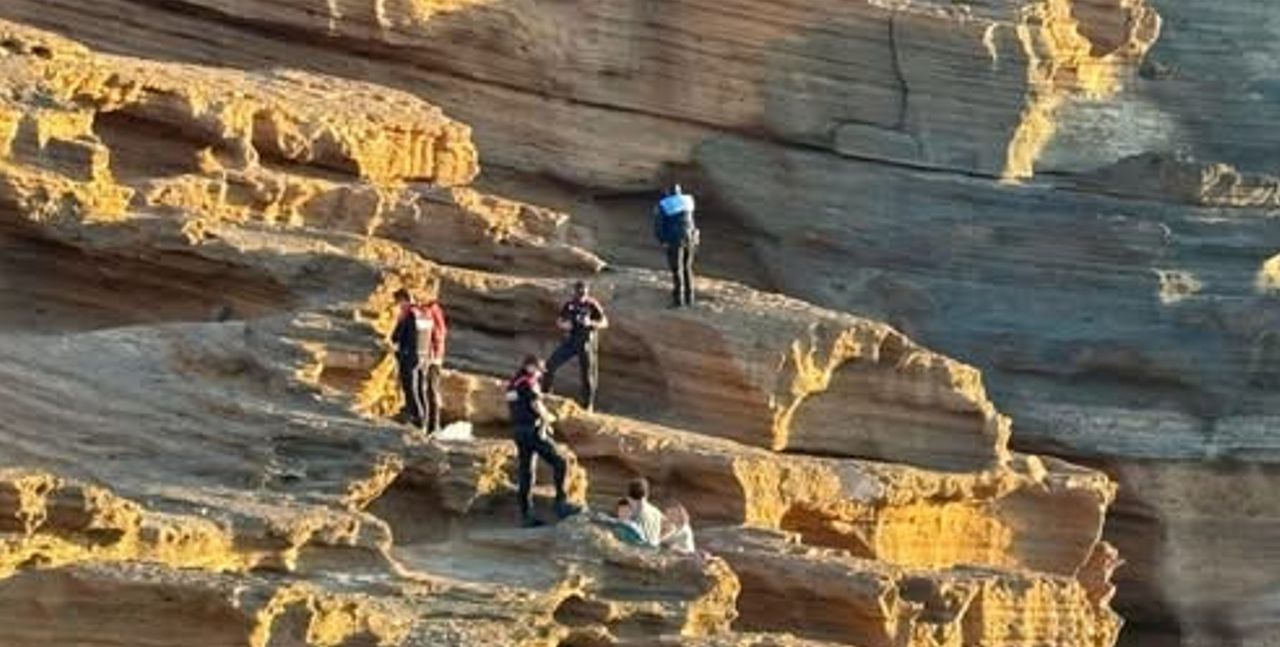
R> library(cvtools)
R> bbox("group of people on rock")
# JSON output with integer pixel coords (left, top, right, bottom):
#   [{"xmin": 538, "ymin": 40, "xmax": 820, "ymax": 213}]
[
  {"xmin": 389, "ymin": 186, "xmax": 702, "ymax": 535},
  {"xmin": 606, "ymin": 478, "xmax": 698, "ymax": 555}
]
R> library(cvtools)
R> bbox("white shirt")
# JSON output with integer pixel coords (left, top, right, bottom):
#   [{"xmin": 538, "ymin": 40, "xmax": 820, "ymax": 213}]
[
  {"xmin": 662, "ymin": 524, "xmax": 696, "ymax": 554},
  {"xmin": 630, "ymin": 499, "xmax": 665, "ymax": 547}
]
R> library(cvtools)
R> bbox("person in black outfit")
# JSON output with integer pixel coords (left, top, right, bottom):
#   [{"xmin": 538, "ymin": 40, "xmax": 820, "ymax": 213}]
[
  {"xmin": 389, "ymin": 285, "xmax": 448, "ymax": 432},
  {"xmin": 543, "ymin": 281, "xmax": 608, "ymax": 411},
  {"xmin": 507, "ymin": 355, "xmax": 581, "ymax": 527},
  {"xmin": 391, "ymin": 288, "xmax": 425, "ymax": 428},
  {"xmin": 653, "ymin": 184, "xmax": 700, "ymax": 307}
]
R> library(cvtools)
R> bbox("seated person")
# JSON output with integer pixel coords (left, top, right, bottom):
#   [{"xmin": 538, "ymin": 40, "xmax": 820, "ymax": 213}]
[
  {"xmin": 607, "ymin": 498, "xmax": 648, "ymax": 546},
  {"xmin": 660, "ymin": 503, "xmax": 696, "ymax": 554},
  {"xmin": 626, "ymin": 477, "xmax": 666, "ymax": 547}
]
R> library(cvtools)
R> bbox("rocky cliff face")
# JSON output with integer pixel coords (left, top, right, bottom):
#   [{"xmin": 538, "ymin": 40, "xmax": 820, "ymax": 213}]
[
  {"xmin": 0, "ymin": 0, "xmax": 1273, "ymax": 645},
  {"xmin": 0, "ymin": 16, "xmax": 1131, "ymax": 647}
]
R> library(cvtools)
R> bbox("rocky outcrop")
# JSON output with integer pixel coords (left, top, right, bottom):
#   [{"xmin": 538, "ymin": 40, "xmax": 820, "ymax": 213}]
[
  {"xmin": 701, "ymin": 528, "xmax": 1121, "ymax": 647},
  {"xmin": 0, "ymin": 21, "xmax": 1129, "ymax": 647},
  {"xmin": 424, "ymin": 371, "xmax": 1110, "ymax": 576},
  {"xmin": 0, "ymin": 0, "xmax": 1159, "ymax": 186},
  {"xmin": 1, "ymin": 0, "xmax": 1270, "ymax": 644},
  {"xmin": 428, "ymin": 271, "xmax": 1015, "ymax": 472},
  {"xmin": 692, "ymin": 131, "xmax": 1280, "ymax": 645},
  {"xmin": 1073, "ymin": 152, "xmax": 1280, "ymax": 208}
]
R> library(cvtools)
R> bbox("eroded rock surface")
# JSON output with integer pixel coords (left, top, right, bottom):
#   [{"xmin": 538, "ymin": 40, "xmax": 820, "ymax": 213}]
[
  {"xmin": 0, "ymin": 1, "xmax": 1270, "ymax": 645},
  {"xmin": 0, "ymin": 21, "xmax": 1130, "ymax": 647},
  {"xmin": 0, "ymin": 0, "xmax": 1163, "ymax": 186}
]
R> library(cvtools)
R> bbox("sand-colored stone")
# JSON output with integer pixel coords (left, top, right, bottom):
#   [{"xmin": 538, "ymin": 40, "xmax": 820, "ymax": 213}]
[
  {"xmin": 0, "ymin": 19, "xmax": 1129, "ymax": 647},
  {"xmin": 700, "ymin": 528, "xmax": 1121, "ymax": 647},
  {"xmin": 0, "ymin": 0, "xmax": 1271, "ymax": 643},
  {"xmin": 693, "ymin": 131, "xmax": 1280, "ymax": 643},
  {"xmin": 0, "ymin": 0, "xmax": 1158, "ymax": 186}
]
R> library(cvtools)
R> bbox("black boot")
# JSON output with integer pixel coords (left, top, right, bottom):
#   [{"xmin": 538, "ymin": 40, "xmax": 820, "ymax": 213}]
[{"xmin": 554, "ymin": 499, "xmax": 583, "ymax": 520}]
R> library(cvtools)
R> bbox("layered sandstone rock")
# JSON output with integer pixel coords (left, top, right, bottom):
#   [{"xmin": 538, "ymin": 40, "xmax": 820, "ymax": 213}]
[
  {"xmin": 700, "ymin": 528, "xmax": 1122, "ymax": 647},
  {"xmin": 0, "ymin": 21, "xmax": 1129, "ymax": 647},
  {"xmin": 692, "ymin": 132, "xmax": 1280, "ymax": 646},
  {"xmin": 0, "ymin": 0, "xmax": 1268, "ymax": 644},
  {"xmin": 0, "ymin": 0, "xmax": 1159, "ymax": 186}
]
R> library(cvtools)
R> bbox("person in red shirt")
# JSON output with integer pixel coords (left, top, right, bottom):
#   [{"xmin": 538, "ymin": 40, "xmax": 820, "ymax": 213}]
[{"xmin": 390, "ymin": 284, "xmax": 448, "ymax": 433}]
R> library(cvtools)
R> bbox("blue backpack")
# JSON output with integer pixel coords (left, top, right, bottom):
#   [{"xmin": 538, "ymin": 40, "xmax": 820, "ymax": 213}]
[{"xmin": 654, "ymin": 194, "xmax": 698, "ymax": 245}]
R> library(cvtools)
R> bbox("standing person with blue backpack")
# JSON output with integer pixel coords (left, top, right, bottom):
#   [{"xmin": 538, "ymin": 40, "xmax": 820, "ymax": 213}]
[{"xmin": 653, "ymin": 184, "xmax": 700, "ymax": 308}]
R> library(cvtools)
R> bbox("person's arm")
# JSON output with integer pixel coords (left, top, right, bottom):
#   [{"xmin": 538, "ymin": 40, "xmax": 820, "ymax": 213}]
[
  {"xmin": 590, "ymin": 302, "xmax": 609, "ymax": 330},
  {"xmin": 686, "ymin": 209, "xmax": 700, "ymax": 246},
  {"xmin": 524, "ymin": 381, "xmax": 555, "ymax": 424},
  {"xmin": 555, "ymin": 302, "xmax": 573, "ymax": 332},
  {"xmin": 534, "ymin": 399, "xmax": 554, "ymax": 424},
  {"xmin": 680, "ymin": 195, "xmax": 698, "ymax": 241},
  {"xmin": 390, "ymin": 307, "xmax": 412, "ymax": 352},
  {"xmin": 659, "ymin": 522, "xmax": 677, "ymax": 545},
  {"xmin": 431, "ymin": 304, "xmax": 448, "ymax": 362}
]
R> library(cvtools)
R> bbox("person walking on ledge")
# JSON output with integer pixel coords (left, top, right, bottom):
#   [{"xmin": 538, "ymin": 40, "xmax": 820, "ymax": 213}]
[
  {"xmin": 390, "ymin": 284, "xmax": 448, "ymax": 433},
  {"xmin": 507, "ymin": 355, "xmax": 581, "ymax": 527},
  {"xmin": 544, "ymin": 280, "xmax": 608, "ymax": 411},
  {"xmin": 653, "ymin": 184, "xmax": 700, "ymax": 308}
]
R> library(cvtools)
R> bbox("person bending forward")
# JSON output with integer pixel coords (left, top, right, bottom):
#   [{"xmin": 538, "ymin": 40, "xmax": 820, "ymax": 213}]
[{"xmin": 507, "ymin": 355, "xmax": 581, "ymax": 527}]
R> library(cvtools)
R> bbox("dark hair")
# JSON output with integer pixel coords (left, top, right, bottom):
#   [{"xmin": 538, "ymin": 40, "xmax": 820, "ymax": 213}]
[
  {"xmin": 521, "ymin": 354, "xmax": 543, "ymax": 368},
  {"xmin": 627, "ymin": 477, "xmax": 649, "ymax": 501},
  {"xmin": 393, "ymin": 288, "xmax": 411, "ymax": 302},
  {"xmin": 615, "ymin": 498, "xmax": 631, "ymax": 509}
]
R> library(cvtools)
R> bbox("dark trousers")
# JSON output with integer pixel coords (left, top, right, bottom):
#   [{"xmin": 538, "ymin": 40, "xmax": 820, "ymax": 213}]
[
  {"xmin": 544, "ymin": 335, "xmax": 598, "ymax": 409},
  {"xmin": 514, "ymin": 423, "xmax": 568, "ymax": 520},
  {"xmin": 397, "ymin": 357, "xmax": 442, "ymax": 431},
  {"xmin": 666, "ymin": 243, "xmax": 696, "ymax": 306}
]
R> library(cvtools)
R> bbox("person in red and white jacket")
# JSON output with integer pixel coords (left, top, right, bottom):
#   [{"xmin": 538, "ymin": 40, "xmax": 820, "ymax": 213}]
[{"xmin": 391, "ymin": 285, "xmax": 448, "ymax": 433}]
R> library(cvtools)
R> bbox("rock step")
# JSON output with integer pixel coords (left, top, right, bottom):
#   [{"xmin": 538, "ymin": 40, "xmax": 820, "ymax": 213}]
[
  {"xmin": 370, "ymin": 370, "xmax": 1111, "ymax": 580},
  {"xmin": 0, "ymin": 562, "xmax": 420, "ymax": 647},
  {"xmin": 700, "ymin": 527, "xmax": 1121, "ymax": 647},
  {"xmin": 0, "ymin": 467, "xmax": 396, "ymax": 578},
  {"xmin": 437, "ymin": 266, "xmax": 1011, "ymax": 474}
]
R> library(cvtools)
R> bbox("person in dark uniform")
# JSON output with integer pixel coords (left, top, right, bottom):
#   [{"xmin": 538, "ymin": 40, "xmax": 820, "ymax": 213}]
[
  {"xmin": 653, "ymin": 184, "xmax": 699, "ymax": 307},
  {"xmin": 543, "ymin": 281, "xmax": 608, "ymax": 411},
  {"xmin": 507, "ymin": 355, "xmax": 581, "ymax": 527},
  {"xmin": 390, "ymin": 284, "xmax": 448, "ymax": 432}
]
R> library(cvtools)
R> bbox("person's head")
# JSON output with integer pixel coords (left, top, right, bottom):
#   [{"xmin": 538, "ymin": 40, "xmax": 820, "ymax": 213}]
[
  {"xmin": 520, "ymin": 354, "xmax": 545, "ymax": 375},
  {"xmin": 615, "ymin": 498, "xmax": 633, "ymax": 520},
  {"xmin": 664, "ymin": 503, "xmax": 689, "ymax": 528},
  {"xmin": 572, "ymin": 280, "xmax": 589, "ymax": 300},
  {"xmin": 671, "ymin": 183, "xmax": 684, "ymax": 196},
  {"xmin": 393, "ymin": 288, "xmax": 412, "ymax": 305},
  {"xmin": 627, "ymin": 477, "xmax": 650, "ymax": 502}
]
